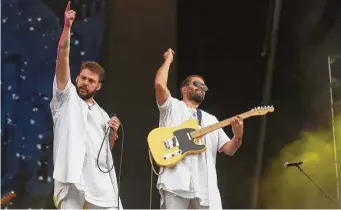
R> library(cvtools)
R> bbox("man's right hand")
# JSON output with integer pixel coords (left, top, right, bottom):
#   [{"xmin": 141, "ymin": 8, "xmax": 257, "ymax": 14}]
[
  {"xmin": 163, "ymin": 48, "xmax": 175, "ymax": 63},
  {"xmin": 64, "ymin": 1, "xmax": 76, "ymax": 28}
]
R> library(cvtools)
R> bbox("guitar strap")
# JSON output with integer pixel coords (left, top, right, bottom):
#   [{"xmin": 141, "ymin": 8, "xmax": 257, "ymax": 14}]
[
  {"xmin": 196, "ymin": 109, "xmax": 202, "ymax": 126},
  {"xmin": 196, "ymin": 108, "xmax": 210, "ymax": 204}
]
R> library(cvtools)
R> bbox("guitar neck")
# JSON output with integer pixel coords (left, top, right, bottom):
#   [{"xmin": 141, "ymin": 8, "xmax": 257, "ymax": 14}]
[
  {"xmin": 0, "ymin": 191, "xmax": 16, "ymax": 205},
  {"xmin": 190, "ymin": 111, "xmax": 251, "ymax": 139}
]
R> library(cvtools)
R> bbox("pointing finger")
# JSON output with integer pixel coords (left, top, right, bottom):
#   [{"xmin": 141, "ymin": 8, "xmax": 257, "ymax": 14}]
[{"xmin": 66, "ymin": 1, "xmax": 71, "ymax": 11}]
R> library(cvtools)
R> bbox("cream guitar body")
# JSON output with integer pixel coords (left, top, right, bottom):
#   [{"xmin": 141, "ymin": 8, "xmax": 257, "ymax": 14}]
[{"xmin": 148, "ymin": 119, "xmax": 205, "ymax": 168}]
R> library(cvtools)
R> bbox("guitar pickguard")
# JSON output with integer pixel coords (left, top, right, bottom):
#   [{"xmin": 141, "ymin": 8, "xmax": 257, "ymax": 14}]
[
  {"xmin": 173, "ymin": 128, "xmax": 205, "ymax": 154},
  {"xmin": 162, "ymin": 128, "xmax": 205, "ymax": 160}
]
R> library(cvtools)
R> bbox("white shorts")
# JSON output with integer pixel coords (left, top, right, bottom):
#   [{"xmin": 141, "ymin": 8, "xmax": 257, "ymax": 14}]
[
  {"xmin": 58, "ymin": 185, "xmax": 117, "ymax": 209},
  {"xmin": 162, "ymin": 190, "xmax": 208, "ymax": 209}
]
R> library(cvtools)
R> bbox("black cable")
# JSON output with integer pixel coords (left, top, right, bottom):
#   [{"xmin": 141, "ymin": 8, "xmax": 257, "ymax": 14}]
[
  {"xmin": 116, "ymin": 122, "xmax": 124, "ymax": 209},
  {"xmin": 96, "ymin": 119, "xmax": 124, "ymax": 209},
  {"xmin": 97, "ymin": 126, "xmax": 114, "ymax": 173}
]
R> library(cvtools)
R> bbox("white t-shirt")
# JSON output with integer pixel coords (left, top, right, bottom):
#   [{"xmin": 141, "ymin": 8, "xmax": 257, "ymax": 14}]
[
  {"xmin": 50, "ymin": 76, "xmax": 122, "ymax": 208},
  {"xmin": 156, "ymin": 95, "xmax": 230, "ymax": 209}
]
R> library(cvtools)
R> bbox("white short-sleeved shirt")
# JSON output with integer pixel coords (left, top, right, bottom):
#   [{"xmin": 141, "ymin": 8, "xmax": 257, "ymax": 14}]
[
  {"xmin": 50, "ymin": 76, "xmax": 122, "ymax": 208},
  {"xmin": 156, "ymin": 95, "xmax": 230, "ymax": 209}
]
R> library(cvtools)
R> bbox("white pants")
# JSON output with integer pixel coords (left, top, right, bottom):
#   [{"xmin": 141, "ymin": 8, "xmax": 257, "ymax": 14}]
[
  {"xmin": 59, "ymin": 185, "xmax": 117, "ymax": 209},
  {"xmin": 163, "ymin": 191, "xmax": 208, "ymax": 209}
]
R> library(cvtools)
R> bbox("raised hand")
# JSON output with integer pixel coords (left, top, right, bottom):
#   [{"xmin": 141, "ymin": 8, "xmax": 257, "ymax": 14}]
[
  {"xmin": 64, "ymin": 1, "xmax": 76, "ymax": 28},
  {"xmin": 163, "ymin": 48, "xmax": 175, "ymax": 63}
]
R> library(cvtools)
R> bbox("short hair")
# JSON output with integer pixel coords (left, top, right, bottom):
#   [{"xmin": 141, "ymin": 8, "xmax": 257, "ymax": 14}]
[
  {"xmin": 80, "ymin": 61, "xmax": 105, "ymax": 82},
  {"xmin": 179, "ymin": 74, "xmax": 205, "ymax": 98}
]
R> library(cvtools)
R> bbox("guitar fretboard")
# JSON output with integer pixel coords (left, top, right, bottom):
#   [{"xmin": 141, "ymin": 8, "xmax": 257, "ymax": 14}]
[{"xmin": 190, "ymin": 111, "xmax": 252, "ymax": 139}]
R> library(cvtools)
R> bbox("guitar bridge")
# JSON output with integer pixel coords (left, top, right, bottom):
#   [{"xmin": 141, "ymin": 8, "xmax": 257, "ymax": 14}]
[
  {"xmin": 162, "ymin": 150, "xmax": 182, "ymax": 160},
  {"xmin": 163, "ymin": 136, "xmax": 179, "ymax": 149}
]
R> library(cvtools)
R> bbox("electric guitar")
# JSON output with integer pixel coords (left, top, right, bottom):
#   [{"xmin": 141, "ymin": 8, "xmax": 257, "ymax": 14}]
[
  {"xmin": 0, "ymin": 191, "xmax": 16, "ymax": 206},
  {"xmin": 148, "ymin": 106, "xmax": 274, "ymax": 168}
]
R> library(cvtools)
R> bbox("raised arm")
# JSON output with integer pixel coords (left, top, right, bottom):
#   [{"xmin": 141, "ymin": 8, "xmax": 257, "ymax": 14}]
[
  {"xmin": 55, "ymin": 1, "xmax": 75, "ymax": 91},
  {"xmin": 154, "ymin": 48, "xmax": 174, "ymax": 106}
]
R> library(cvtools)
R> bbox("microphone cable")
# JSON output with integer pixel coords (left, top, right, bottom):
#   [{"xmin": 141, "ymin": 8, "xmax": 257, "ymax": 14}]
[{"xmin": 96, "ymin": 115, "xmax": 124, "ymax": 209}]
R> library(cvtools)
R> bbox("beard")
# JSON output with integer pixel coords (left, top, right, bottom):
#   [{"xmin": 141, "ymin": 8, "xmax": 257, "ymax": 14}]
[
  {"xmin": 76, "ymin": 85, "xmax": 95, "ymax": 100},
  {"xmin": 188, "ymin": 89, "xmax": 205, "ymax": 104}
]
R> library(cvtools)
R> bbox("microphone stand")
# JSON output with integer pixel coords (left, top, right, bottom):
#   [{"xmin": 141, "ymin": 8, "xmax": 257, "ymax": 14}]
[{"xmin": 295, "ymin": 165, "xmax": 341, "ymax": 209}]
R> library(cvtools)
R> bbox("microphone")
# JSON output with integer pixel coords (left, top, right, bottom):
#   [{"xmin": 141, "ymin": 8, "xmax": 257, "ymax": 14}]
[{"xmin": 284, "ymin": 161, "xmax": 303, "ymax": 167}]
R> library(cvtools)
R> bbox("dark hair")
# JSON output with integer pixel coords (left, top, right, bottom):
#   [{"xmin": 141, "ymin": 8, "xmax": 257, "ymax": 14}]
[
  {"xmin": 80, "ymin": 61, "xmax": 105, "ymax": 82},
  {"xmin": 180, "ymin": 75, "xmax": 205, "ymax": 98}
]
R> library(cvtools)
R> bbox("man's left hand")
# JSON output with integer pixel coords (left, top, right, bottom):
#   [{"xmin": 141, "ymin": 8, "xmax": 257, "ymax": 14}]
[
  {"xmin": 231, "ymin": 116, "xmax": 243, "ymax": 138},
  {"xmin": 108, "ymin": 116, "xmax": 120, "ymax": 136}
]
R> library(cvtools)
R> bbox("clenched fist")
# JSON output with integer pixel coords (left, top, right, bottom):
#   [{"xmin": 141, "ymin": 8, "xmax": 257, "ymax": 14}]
[
  {"xmin": 108, "ymin": 116, "xmax": 120, "ymax": 137},
  {"xmin": 163, "ymin": 48, "xmax": 175, "ymax": 63}
]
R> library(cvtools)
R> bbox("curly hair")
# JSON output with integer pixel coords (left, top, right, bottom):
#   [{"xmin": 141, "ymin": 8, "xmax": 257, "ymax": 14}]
[{"xmin": 80, "ymin": 61, "xmax": 105, "ymax": 82}]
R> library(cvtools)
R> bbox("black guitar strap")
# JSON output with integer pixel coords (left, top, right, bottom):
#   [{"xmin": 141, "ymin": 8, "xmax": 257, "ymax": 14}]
[{"xmin": 197, "ymin": 109, "xmax": 202, "ymax": 126}]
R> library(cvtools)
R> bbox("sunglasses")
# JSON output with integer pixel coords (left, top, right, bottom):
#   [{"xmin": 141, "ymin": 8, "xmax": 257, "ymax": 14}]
[{"xmin": 188, "ymin": 81, "xmax": 209, "ymax": 92}]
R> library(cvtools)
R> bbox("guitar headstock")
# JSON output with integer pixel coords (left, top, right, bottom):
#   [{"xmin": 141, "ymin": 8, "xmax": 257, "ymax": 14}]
[
  {"xmin": 1, "ymin": 191, "xmax": 16, "ymax": 205},
  {"xmin": 249, "ymin": 105, "xmax": 275, "ymax": 116}
]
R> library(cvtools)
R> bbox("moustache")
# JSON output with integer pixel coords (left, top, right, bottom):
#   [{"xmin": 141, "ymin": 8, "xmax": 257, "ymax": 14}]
[
  {"xmin": 196, "ymin": 89, "xmax": 205, "ymax": 94},
  {"xmin": 79, "ymin": 86, "xmax": 89, "ymax": 92}
]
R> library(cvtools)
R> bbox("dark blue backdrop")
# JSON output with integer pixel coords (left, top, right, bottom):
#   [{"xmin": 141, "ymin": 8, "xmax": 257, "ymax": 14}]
[{"xmin": 1, "ymin": 0, "xmax": 107, "ymax": 207}]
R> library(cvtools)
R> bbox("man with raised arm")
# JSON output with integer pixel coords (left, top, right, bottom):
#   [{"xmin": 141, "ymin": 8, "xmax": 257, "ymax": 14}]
[
  {"xmin": 50, "ymin": 2, "xmax": 123, "ymax": 209},
  {"xmin": 154, "ymin": 48, "xmax": 244, "ymax": 209}
]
